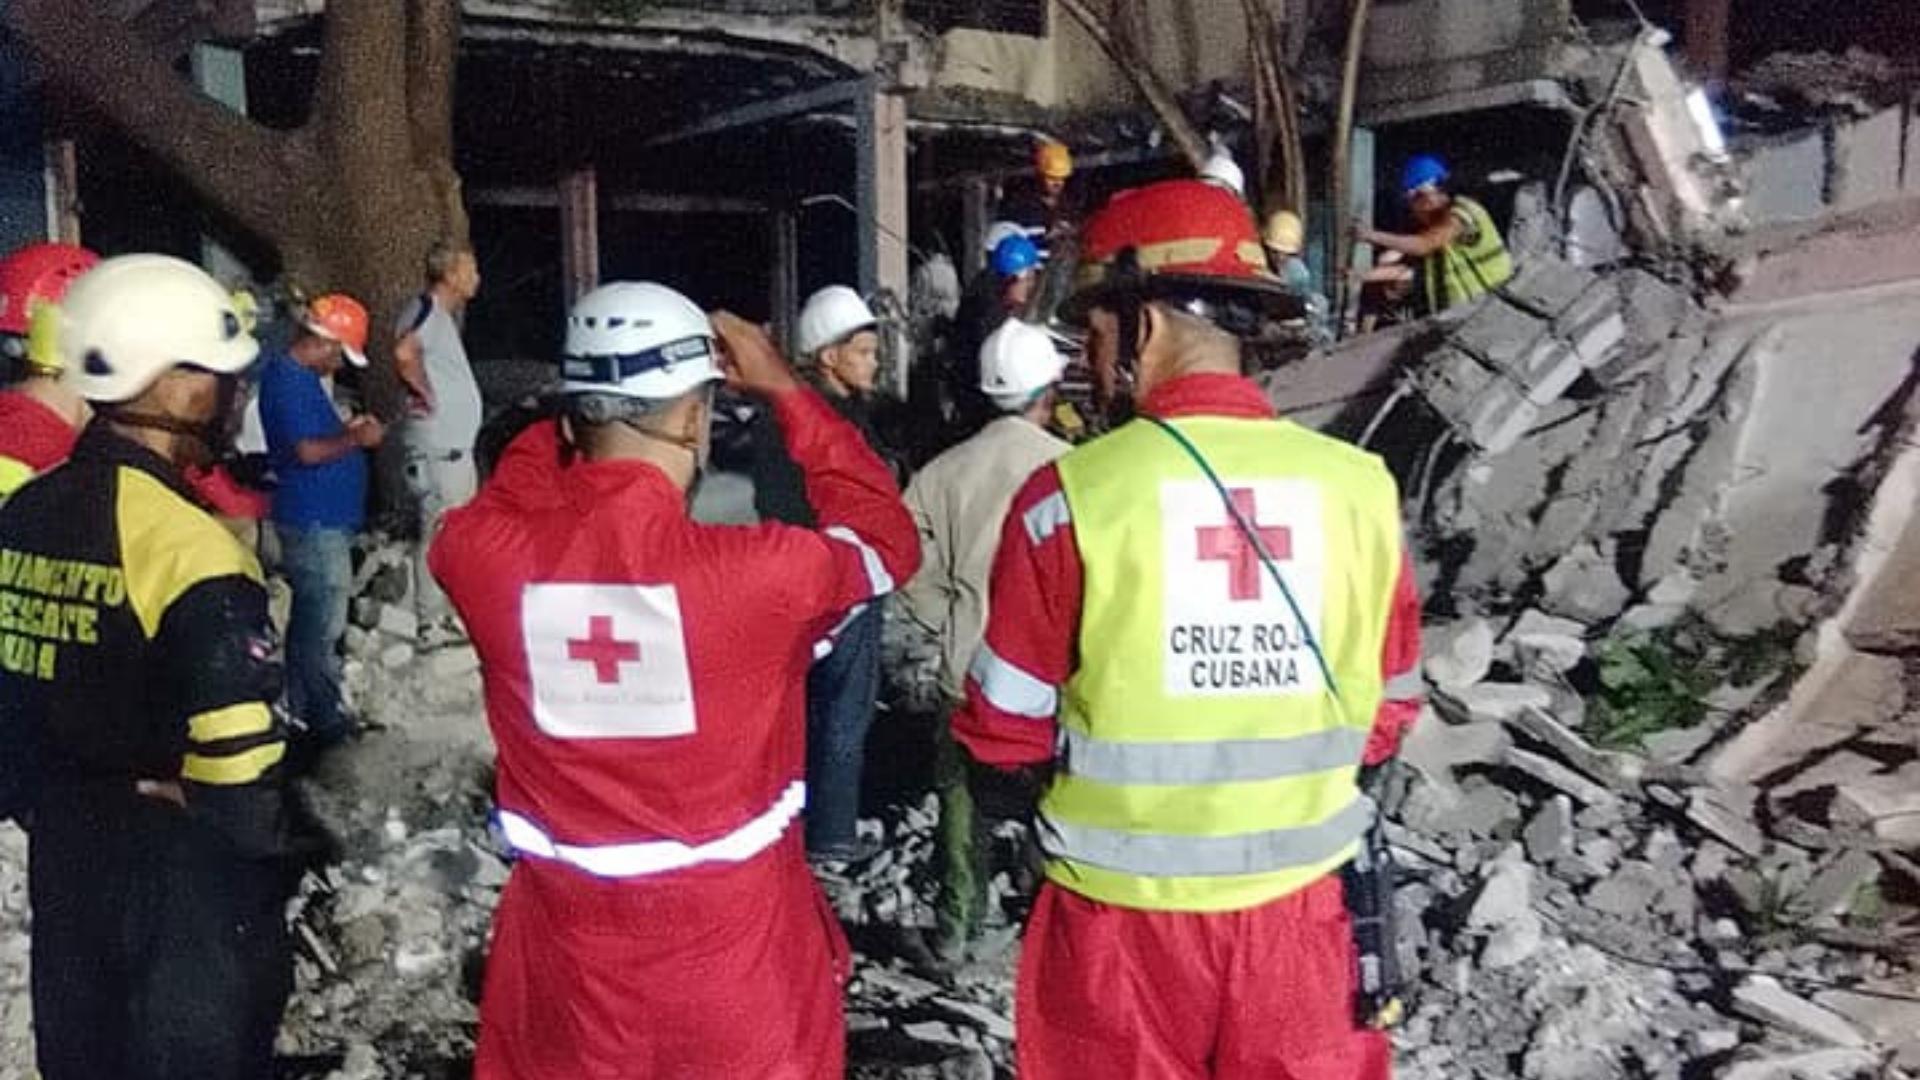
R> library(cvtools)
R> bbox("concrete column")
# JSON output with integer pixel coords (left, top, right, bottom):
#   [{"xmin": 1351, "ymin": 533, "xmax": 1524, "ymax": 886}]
[
  {"xmin": 559, "ymin": 167, "xmax": 600, "ymax": 305},
  {"xmin": 960, "ymin": 179, "xmax": 991, "ymax": 284},
  {"xmin": 770, "ymin": 206, "xmax": 799, "ymax": 359},
  {"xmin": 43, "ymin": 139, "xmax": 79, "ymax": 244},
  {"xmin": 190, "ymin": 45, "xmax": 250, "ymax": 283},
  {"xmin": 856, "ymin": 82, "xmax": 910, "ymax": 397},
  {"xmin": 1685, "ymin": 0, "xmax": 1731, "ymax": 84}
]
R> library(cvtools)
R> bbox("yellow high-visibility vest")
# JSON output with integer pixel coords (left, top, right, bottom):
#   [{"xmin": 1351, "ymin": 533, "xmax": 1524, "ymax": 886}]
[
  {"xmin": 1423, "ymin": 196, "xmax": 1515, "ymax": 314},
  {"xmin": 0, "ymin": 456, "xmax": 36, "ymax": 498},
  {"xmin": 1047, "ymin": 413, "xmax": 1404, "ymax": 912}
]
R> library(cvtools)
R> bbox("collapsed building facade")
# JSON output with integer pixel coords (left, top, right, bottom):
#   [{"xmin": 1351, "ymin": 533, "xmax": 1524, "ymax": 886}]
[{"xmin": 2, "ymin": 1, "xmax": 1920, "ymax": 1078}]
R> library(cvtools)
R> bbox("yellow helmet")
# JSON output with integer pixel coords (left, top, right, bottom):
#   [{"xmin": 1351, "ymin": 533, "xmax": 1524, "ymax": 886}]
[
  {"xmin": 1035, "ymin": 140, "xmax": 1074, "ymax": 182},
  {"xmin": 1263, "ymin": 210, "xmax": 1305, "ymax": 256}
]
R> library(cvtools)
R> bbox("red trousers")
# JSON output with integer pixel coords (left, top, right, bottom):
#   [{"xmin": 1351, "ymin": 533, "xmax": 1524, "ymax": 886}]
[
  {"xmin": 474, "ymin": 834, "xmax": 849, "ymax": 1079},
  {"xmin": 1016, "ymin": 877, "xmax": 1392, "ymax": 1080}
]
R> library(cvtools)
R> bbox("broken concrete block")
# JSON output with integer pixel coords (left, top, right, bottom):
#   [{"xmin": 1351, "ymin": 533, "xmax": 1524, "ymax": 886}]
[
  {"xmin": 1772, "ymin": 750, "xmax": 1886, "ymax": 799},
  {"xmin": 1398, "ymin": 713, "xmax": 1511, "ymax": 785},
  {"xmin": 1481, "ymin": 909, "xmax": 1545, "ymax": 969},
  {"xmin": 1543, "ymin": 542, "xmax": 1635, "ymax": 625},
  {"xmin": 1831, "ymin": 763, "xmax": 1920, "ymax": 845},
  {"xmin": 1717, "ymin": 1048, "xmax": 1879, "ymax": 1080},
  {"xmin": 1811, "ymin": 988, "xmax": 1920, "ymax": 1056},
  {"xmin": 379, "ymin": 642, "xmax": 416, "ymax": 671},
  {"xmin": 1514, "ymin": 336, "xmax": 1589, "ymax": 407},
  {"xmin": 1424, "ymin": 618, "xmax": 1495, "ymax": 692},
  {"xmin": 1523, "ymin": 795, "xmax": 1575, "ymax": 863},
  {"xmin": 1641, "ymin": 724, "xmax": 1716, "ymax": 765},
  {"xmin": 1452, "ymin": 299, "xmax": 1555, "ymax": 375},
  {"xmin": 1505, "ymin": 748, "xmax": 1618, "ymax": 807},
  {"xmin": 1437, "ymin": 683, "xmax": 1553, "ymax": 726},
  {"xmin": 1844, "ymin": 505, "xmax": 1920, "ymax": 655},
  {"xmin": 351, "ymin": 596, "xmax": 381, "ymax": 631},
  {"xmin": 1688, "ymin": 787, "xmax": 1766, "ymax": 857},
  {"xmin": 1587, "ymin": 860, "xmax": 1681, "ymax": 920},
  {"xmin": 1499, "ymin": 258, "xmax": 1600, "ymax": 321},
  {"xmin": 1731, "ymin": 975, "xmax": 1868, "ymax": 1047},
  {"xmin": 1503, "ymin": 707, "xmax": 1646, "ymax": 793},
  {"xmin": 1790, "ymin": 851, "xmax": 1881, "ymax": 919},
  {"xmin": 376, "ymin": 604, "xmax": 419, "ymax": 642},
  {"xmin": 1468, "ymin": 855, "xmax": 1535, "ymax": 930},
  {"xmin": 1467, "ymin": 381, "xmax": 1544, "ymax": 455}
]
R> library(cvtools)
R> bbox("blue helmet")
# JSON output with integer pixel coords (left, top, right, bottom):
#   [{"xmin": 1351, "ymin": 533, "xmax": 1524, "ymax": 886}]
[
  {"xmin": 990, "ymin": 233, "xmax": 1042, "ymax": 278},
  {"xmin": 1400, "ymin": 154, "xmax": 1450, "ymax": 196}
]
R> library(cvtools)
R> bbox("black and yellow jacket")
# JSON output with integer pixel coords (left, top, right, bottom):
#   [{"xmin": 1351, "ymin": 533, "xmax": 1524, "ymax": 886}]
[{"xmin": 0, "ymin": 421, "xmax": 287, "ymax": 856}]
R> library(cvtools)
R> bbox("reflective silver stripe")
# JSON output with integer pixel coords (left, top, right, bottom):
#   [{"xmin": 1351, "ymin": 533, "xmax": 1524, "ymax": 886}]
[
  {"xmin": 1023, "ymin": 491, "xmax": 1071, "ymax": 545},
  {"xmin": 496, "ymin": 781, "xmax": 806, "ymax": 879},
  {"xmin": 1061, "ymin": 726, "xmax": 1367, "ymax": 786},
  {"xmin": 1384, "ymin": 668, "xmax": 1425, "ymax": 700},
  {"xmin": 1044, "ymin": 796, "xmax": 1372, "ymax": 878},
  {"xmin": 824, "ymin": 526, "xmax": 895, "ymax": 597},
  {"xmin": 814, "ymin": 602, "xmax": 869, "ymax": 660},
  {"xmin": 969, "ymin": 643, "xmax": 1058, "ymax": 719}
]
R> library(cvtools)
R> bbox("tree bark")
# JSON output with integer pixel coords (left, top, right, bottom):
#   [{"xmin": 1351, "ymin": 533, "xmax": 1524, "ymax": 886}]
[
  {"xmin": 4, "ymin": 0, "xmax": 469, "ymax": 422},
  {"xmin": 1056, "ymin": 0, "xmax": 1210, "ymax": 172}
]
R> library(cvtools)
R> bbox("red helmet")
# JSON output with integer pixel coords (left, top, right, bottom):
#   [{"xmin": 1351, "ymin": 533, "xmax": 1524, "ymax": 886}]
[
  {"xmin": 0, "ymin": 243, "xmax": 101, "ymax": 337},
  {"xmin": 1063, "ymin": 179, "xmax": 1294, "ymax": 323}
]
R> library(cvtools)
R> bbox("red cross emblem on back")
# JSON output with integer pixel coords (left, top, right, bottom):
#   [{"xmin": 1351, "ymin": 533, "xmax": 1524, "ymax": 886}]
[
  {"xmin": 1195, "ymin": 488, "xmax": 1292, "ymax": 601},
  {"xmin": 567, "ymin": 615, "xmax": 641, "ymax": 684}
]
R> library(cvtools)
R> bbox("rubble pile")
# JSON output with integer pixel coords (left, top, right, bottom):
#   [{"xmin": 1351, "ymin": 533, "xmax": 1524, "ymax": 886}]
[{"xmin": 1385, "ymin": 611, "xmax": 1920, "ymax": 1080}]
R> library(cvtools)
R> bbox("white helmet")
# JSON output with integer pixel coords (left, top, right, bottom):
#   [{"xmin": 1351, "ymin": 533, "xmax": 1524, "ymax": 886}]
[
  {"xmin": 56, "ymin": 254, "xmax": 258, "ymax": 404},
  {"xmin": 982, "ymin": 220, "xmax": 1027, "ymax": 255},
  {"xmin": 1200, "ymin": 150, "xmax": 1246, "ymax": 197},
  {"xmin": 796, "ymin": 285, "xmax": 878, "ymax": 358},
  {"xmin": 561, "ymin": 282, "xmax": 720, "ymax": 401},
  {"xmin": 978, "ymin": 318, "xmax": 1066, "ymax": 405}
]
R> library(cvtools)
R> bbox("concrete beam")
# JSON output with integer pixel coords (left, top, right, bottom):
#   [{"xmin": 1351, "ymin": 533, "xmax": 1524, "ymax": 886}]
[
  {"xmin": 641, "ymin": 77, "xmax": 870, "ymax": 149},
  {"xmin": 1359, "ymin": 79, "xmax": 1571, "ymax": 127},
  {"xmin": 469, "ymin": 186, "xmax": 766, "ymax": 215}
]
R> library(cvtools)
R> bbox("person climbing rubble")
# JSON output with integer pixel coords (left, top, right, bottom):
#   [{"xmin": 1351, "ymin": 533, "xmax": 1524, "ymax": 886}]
[
  {"xmin": 0, "ymin": 255, "xmax": 293, "ymax": 1080},
  {"xmin": 1354, "ymin": 154, "xmax": 1515, "ymax": 315},
  {"xmin": 428, "ymin": 283, "xmax": 918, "ymax": 1078},
  {"xmin": 953, "ymin": 179, "xmax": 1426, "ymax": 1079},
  {"xmin": 0, "ymin": 242, "xmax": 99, "ymax": 497},
  {"xmin": 898, "ymin": 317, "xmax": 1071, "ymax": 963}
]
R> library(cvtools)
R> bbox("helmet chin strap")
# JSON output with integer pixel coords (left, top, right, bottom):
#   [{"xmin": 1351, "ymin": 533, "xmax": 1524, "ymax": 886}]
[{"xmin": 102, "ymin": 407, "xmax": 222, "ymax": 444}]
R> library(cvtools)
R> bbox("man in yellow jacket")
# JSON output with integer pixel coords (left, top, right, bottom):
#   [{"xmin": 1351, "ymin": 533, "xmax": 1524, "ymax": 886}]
[{"xmin": 1356, "ymin": 154, "xmax": 1515, "ymax": 315}]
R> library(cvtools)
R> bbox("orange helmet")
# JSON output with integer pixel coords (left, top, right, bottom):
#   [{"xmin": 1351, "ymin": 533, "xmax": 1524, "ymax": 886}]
[
  {"xmin": 304, "ymin": 293, "xmax": 369, "ymax": 367},
  {"xmin": 1063, "ymin": 179, "xmax": 1296, "ymax": 324},
  {"xmin": 0, "ymin": 243, "xmax": 100, "ymax": 337},
  {"xmin": 1034, "ymin": 140, "xmax": 1074, "ymax": 182}
]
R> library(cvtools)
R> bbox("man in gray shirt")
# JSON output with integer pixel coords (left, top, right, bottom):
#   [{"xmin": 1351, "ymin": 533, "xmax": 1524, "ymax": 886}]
[{"xmin": 395, "ymin": 240, "xmax": 483, "ymax": 646}]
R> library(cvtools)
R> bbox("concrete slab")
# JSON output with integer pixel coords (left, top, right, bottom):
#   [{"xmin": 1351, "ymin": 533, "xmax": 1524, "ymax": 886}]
[
  {"xmin": 1738, "ymin": 127, "xmax": 1830, "ymax": 227},
  {"xmin": 1830, "ymin": 107, "xmax": 1907, "ymax": 215},
  {"xmin": 1692, "ymin": 280, "xmax": 1920, "ymax": 633},
  {"xmin": 1709, "ymin": 647, "xmax": 1908, "ymax": 783},
  {"xmin": 1844, "ymin": 443, "xmax": 1920, "ymax": 656}
]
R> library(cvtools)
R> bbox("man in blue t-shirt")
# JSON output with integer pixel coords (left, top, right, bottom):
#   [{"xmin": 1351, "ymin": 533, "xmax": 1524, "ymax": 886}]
[{"xmin": 260, "ymin": 294, "xmax": 385, "ymax": 751}]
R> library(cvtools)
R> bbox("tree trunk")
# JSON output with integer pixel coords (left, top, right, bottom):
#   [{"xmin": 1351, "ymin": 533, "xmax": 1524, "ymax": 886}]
[
  {"xmin": 1331, "ymin": 0, "xmax": 1374, "ymax": 333},
  {"xmin": 3, "ymin": 0, "xmax": 467, "ymax": 421}
]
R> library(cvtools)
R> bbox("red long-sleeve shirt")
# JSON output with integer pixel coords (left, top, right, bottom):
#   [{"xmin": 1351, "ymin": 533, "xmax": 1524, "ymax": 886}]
[
  {"xmin": 953, "ymin": 373, "xmax": 1423, "ymax": 770},
  {"xmin": 430, "ymin": 386, "xmax": 919, "ymax": 852}
]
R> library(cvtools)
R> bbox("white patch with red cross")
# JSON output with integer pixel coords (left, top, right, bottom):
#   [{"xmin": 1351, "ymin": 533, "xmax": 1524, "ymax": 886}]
[
  {"xmin": 1159, "ymin": 479, "xmax": 1327, "ymax": 698},
  {"xmin": 520, "ymin": 583, "xmax": 697, "ymax": 739}
]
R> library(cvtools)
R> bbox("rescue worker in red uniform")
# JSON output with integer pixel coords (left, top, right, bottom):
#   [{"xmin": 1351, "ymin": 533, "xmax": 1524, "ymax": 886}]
[
  {"xmin": 0, "ymin": 242, "xmax": 100, "ymax": 495},
  {"xmin": 953, "ymin": 180, "xmax": 1426, "ymax": 1080},
  {"xmin": 430, "ymin": 282, "xmax": 919, "ymax": 1078}
]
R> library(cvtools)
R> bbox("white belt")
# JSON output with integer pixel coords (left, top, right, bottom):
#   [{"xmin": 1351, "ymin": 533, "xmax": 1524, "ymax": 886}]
[{"xmin": 495, "ymin": 781, "xmax": 807, "ymax": 879}]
